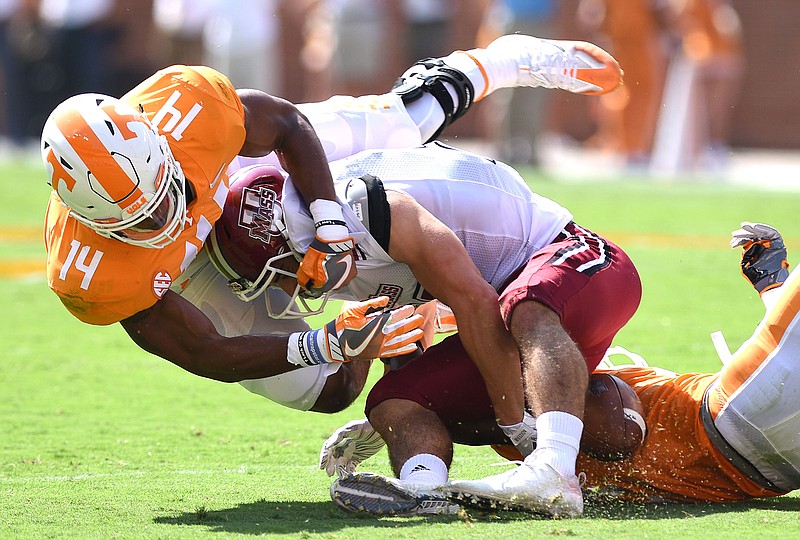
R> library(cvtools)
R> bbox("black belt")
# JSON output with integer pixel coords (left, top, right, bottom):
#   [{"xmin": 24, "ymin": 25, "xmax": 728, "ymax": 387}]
[{"xmin": 700, "ymin": 388, "xmax": 782, "ymax": 492}]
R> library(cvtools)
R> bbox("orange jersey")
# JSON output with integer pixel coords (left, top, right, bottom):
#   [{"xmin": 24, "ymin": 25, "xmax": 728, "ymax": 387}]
[
  {"xmin": 575, "ymin": 367, "xmax": 784, "ymax": 502},
  {"xmin": 44, "ymin": 66, "xmax": 246, "ymax": 325}
]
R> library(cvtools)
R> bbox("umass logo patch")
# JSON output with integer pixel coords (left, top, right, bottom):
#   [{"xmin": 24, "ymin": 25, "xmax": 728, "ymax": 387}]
[{"xmin": 239, "ymin": 185, "xmax": 279, "ymax": 243}]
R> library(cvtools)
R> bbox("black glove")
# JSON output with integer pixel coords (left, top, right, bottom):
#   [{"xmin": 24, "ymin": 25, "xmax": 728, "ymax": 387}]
[{"xmin": 731, "ymin": 222, "xmax": 790, "ymax": 294}]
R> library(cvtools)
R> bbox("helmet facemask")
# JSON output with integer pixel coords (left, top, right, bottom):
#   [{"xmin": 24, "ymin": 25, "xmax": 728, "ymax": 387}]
[
  {"xmin": 230, "ymin": 248, "xmax": 331, "ymax": 320},
  {"xmin": 76, "ymin": 136, "xmax": 188, "ymax": 249}
]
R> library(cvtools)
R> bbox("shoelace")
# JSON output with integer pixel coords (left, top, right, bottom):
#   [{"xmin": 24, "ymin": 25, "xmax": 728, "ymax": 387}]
[
  {"xmin": 525, "ymin": 47, "xmax": 581, "ymax": 90},
  {"xmin": 577, "ymin": 471, "xmax": 587, "ymax": 488}
]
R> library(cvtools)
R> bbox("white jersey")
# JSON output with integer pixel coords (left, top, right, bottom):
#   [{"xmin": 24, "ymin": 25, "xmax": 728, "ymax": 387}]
[{"xmin": 281, "ymin": 143, "xmax": 573, "ymax": 308}]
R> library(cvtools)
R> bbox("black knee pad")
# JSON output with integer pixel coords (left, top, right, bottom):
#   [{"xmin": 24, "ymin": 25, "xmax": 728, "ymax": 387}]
[{"xmin": 392, "ymin": 58, "xmax": 475, "ymax": 142}]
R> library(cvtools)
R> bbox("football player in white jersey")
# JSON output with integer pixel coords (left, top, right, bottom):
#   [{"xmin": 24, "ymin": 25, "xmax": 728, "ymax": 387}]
[
  {"xmin": 320, "ymin": 222, "xmax": 800, "ymax": 512},
  {"xmin": 43, "ymin": 34, "xmax": 625, "ymax": 413},
  {"xmin": 208, "ymin": 141, "xmax": 642, "ymax": 515}
]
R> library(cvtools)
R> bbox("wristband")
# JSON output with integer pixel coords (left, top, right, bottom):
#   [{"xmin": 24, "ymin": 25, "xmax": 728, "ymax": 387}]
[
  {"xmin": 287, "ymin": 330, "xmax": 331, "ymax": 367},
  {"xmin": 309, "ymin": 199, "xmax": 348, "ymax": 240}
]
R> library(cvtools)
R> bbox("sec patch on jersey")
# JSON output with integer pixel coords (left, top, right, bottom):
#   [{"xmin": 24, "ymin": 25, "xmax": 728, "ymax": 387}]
[
  {"xmin": 492, "ymin": 373, "xmax": 646, "ymax": 463},
  {"xmin": 581, "ymin": 372, "xmax": 647, "ymax": 461}
]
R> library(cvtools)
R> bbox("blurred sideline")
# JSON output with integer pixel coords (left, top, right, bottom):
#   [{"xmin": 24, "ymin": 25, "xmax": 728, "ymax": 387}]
[
  {"xmin": 5, "ymin": 135, "xmax": 798, "ymax": 191},
  {"xmin": 443, "ymin": 135, "xmax": 800, "ymax": 191}
]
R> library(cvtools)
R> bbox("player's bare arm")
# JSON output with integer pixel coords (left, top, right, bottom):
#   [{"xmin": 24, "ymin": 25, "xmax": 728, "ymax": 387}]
[
  {"xmin": 237, "ymin": 89, "xmax": 337, "ymax": 204},
  {"xmin": 120, "ymin": 290, "xmax": 424, "ymax": 382},
  {"xmin": 237, "ymin": 89, "xmax": 357, "ymax": 296},
  {"xmin": 385, "ymin": 190, "xmax": 525, "ymax": 425},
  {"xmin": 120, "ymin": 290, "xmax": 296, "ymax": 382}
]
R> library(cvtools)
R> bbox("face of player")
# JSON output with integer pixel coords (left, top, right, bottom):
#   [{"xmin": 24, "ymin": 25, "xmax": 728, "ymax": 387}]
[{"xmin": 124, "ymin": 191, "xmax": 174, "ymax": 236}]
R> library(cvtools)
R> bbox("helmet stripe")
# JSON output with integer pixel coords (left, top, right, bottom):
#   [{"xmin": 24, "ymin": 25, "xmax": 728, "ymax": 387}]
[{"xmin": 52, "ymin": 105, "xmax": 145, "ymax": 208}]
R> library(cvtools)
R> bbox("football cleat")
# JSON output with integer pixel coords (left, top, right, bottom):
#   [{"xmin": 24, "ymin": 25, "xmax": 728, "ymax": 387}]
[
  {"xmin": 488, "ymin": 34, "xmax": 622, "ymax": 95},
  {"xmin": 444, "ymin": 456, "xmax": 584, "ymax": 518},
  {"xmin": 331, "ymin": 472, "xmax": 460, "ymax": 516}
]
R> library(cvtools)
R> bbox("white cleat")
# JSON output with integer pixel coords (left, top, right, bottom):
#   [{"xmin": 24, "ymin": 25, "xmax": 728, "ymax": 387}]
[
  {"xmin": 331, "ymin": 472, "xmax": 461, "ymax": 516},
  {"xmin": 444, "ymin": 459, "xmax": 584, "ymax": 518},
  {"xmin": 488, "ymin": 34, "xmax": 623, "ymax": 95}
]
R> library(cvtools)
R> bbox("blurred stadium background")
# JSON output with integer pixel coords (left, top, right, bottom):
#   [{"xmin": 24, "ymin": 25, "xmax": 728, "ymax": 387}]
[{"xmin": 0, "ymin": 0, "xmax": 798, "ymax": 187}]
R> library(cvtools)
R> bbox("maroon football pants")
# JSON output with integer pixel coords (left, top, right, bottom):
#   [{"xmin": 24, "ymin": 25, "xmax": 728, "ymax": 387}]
[{"xmin": 366, "ymin": 222, "xmax": 641, "ymax": 440}]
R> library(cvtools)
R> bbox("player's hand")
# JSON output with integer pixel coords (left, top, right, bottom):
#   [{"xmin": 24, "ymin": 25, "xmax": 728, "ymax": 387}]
[
  {"xmin": 730, "ymin": 222, "xmax": 790, "ymax": 294},
  {"xmin": 730, "ymin": 222, "xmax": 783, "ymax": 248},
  {"xmin": 413, "ymin": 301, "xmax": 458, "ymax": 351},
  {"xmin": 319, "ymin": 418, "xmax": 385, "ymax": 477},
  {"xmin": 498, "ymin": 411, "xmax": 537, "ymax": 458},
  {"xmin": 299, "ymin": 199, "xmax": 357, "ymax": 297},
  {"xmin": 333, "ymin": 297, "xmax": 425, "ymax": 360},
  {"xmin": 297, "ymin": 235, "xmax": 357, "ymax": 298},
  {"xmin": 289, "ymin": 297, "xmax": 425, "ymax": 366}
]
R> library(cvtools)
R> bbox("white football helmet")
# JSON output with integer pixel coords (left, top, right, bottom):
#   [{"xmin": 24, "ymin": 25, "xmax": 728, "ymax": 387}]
[{"xmin": 41, "ymin": 93, "xmax": 187, "ymax": 249}]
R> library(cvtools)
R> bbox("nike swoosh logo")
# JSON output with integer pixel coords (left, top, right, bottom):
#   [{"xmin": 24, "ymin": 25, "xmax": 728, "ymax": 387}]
[
  {"xmin": 331, "ymin": 256, "xmax": 354, "ymax": 290},
  {"xmin": 342, "ymin": 313, "xmax": 389, "ymax": 358},
  {"xmin": 209, "ymin": 163, "xmax": 226, "ymax": 189}
]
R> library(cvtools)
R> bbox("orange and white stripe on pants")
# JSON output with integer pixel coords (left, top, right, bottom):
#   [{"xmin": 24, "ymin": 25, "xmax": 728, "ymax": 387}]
[{"xmin": 707, "ymin": 267, "xmax": 800, "ymax": 491}]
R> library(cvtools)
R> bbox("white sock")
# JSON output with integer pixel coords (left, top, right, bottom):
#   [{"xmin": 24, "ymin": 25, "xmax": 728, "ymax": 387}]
[
  {"xmin": 401, "ymin": 46, "xmax": 521, "ymax": 140},
  {"xmin": 525, "ymin": 411, "xmax": 582, "ymax": 477},
  {"xmin": 399, "ymin": 453, "xmax": 448, "ymax": 487},
  {"xmin": 441, "ymin": 48, "xmax": 520, "ymax": 100}
]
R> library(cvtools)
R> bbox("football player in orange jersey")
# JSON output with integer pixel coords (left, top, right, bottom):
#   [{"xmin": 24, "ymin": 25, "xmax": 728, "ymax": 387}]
[
  {"xmin": 322, "ymin": 222, "xmax": 800, "ymax": 513},
  {"xmin": 42, "ymin": 35, "xmax": 624, "ymax": 414}
]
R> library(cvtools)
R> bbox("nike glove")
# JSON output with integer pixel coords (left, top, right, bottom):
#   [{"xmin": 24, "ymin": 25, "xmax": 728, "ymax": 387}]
[
  {"xmin": 297, "ymin": 200, "xmax": 357, "ymax": 297},
  {"xmin": 731, "ymin": 222, "xmax": 790, "ymax": 294},
  {"xmin": 287, "ymin": 296, "xmax": 424, "ymax": 366}
]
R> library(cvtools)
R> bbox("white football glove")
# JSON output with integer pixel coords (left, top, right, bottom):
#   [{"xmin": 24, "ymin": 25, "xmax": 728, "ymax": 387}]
[
  {"xmin": 319, "ymin": 418, "xmax": 386, "ymax": 477},
  {"xmin": 498, "ymin": 411, "xmax": 537, "ymax": 458}
]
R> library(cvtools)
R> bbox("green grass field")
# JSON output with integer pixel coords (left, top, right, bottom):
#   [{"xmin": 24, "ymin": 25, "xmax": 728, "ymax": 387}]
[{"xmin": 2, "ymin": 157, "xmax": 800, "ymax": 539}]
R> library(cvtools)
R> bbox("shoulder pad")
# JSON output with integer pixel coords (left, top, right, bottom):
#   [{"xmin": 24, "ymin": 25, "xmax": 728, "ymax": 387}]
[{"xmin": 343, "ymin": 174, "xmax": 390, "ymax": 252}]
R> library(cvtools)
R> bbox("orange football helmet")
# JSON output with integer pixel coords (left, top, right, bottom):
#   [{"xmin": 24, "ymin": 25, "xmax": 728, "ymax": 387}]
[{"xmin": 41, "ymin": 93, "xmax": 187, "ymax": 248}]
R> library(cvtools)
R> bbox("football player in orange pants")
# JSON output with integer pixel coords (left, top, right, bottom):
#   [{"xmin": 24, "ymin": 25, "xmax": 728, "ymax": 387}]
[{"xmin": 321, "ymin": 222, "xmax": 799, "ymax": 509}]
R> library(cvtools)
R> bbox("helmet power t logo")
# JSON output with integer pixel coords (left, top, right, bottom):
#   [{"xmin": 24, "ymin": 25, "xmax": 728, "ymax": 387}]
[{"xmin": 239, "ymin": 185, "xmax": 280, "ymax": 243}]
